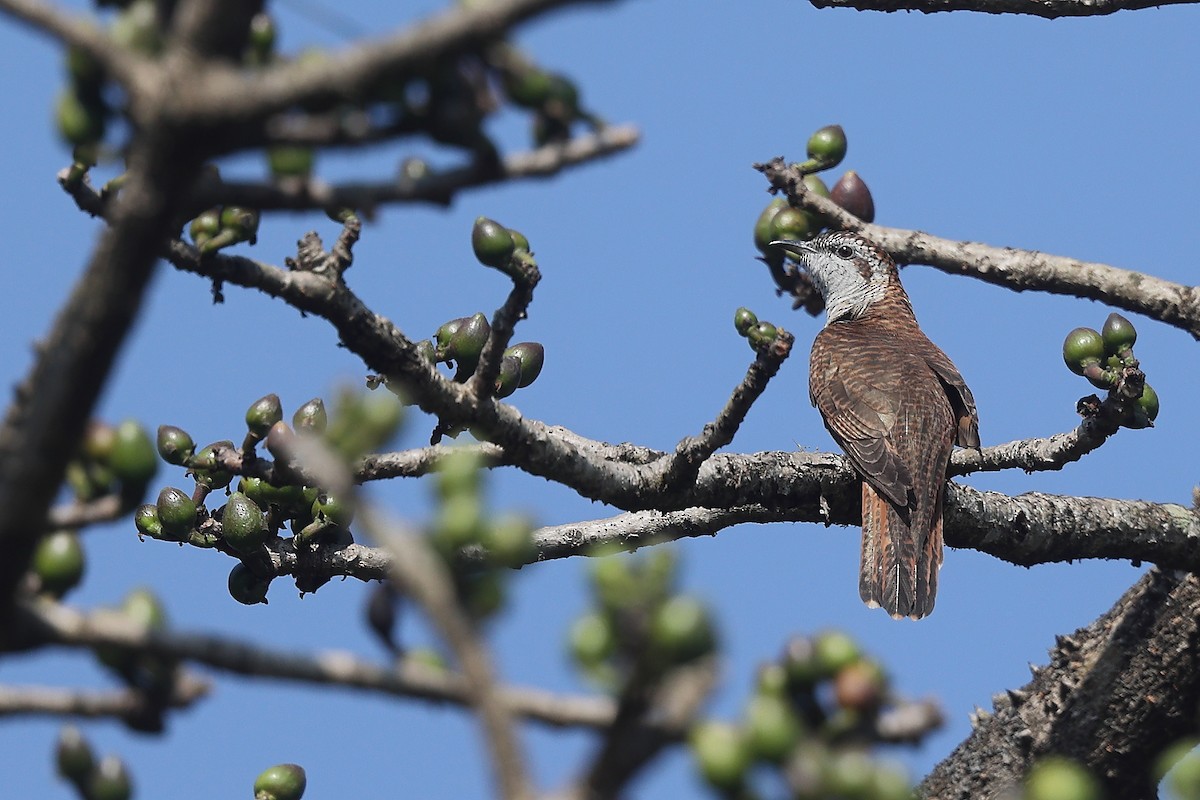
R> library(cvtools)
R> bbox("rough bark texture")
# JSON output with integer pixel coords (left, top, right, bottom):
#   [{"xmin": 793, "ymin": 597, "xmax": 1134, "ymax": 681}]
[{"xmin": 920, "ymin": 568, "xmax": 1200, "ymax": 799}]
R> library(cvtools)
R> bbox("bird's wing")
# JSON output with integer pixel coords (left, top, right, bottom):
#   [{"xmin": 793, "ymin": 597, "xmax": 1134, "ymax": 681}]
[
  {"xmin": 810, "ymin": 329, "xmax": 913, "ymax": 509},
  {"xmin": 922, "ymin": 342, "xmax": 980, "ymax": 449}
]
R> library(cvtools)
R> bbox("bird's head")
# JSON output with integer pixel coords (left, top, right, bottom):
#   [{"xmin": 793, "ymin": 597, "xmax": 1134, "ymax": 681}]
[{"xmin": 771, "ymin": 230, "xmax": 902, "ymax": 325}]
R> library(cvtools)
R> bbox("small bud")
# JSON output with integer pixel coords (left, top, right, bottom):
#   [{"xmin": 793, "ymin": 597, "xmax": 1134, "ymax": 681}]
[
  {"xmin": 734, "ymin": 307, "xmax": 758, "ymax": 336},
  {"xmin": 1062, "ymin": 327, "xmax": 1105, "ymax": 376},
  {"xmin": 471, "ymin": 217, "xmax": 515, "ymax": 269},
  {"xmin": 155, "ymin": 487, "xmax": 196, "ymax": 540},
  {"xmin": 246, "ymin": 394, "xmax": 284, "ymax": 439},
  {"xmin": 830, "ymin": 170, "xmax": 875, "ymax": 223},
  {"xmin": 503, "ymin": 342, "xmax": 544, "ymax": 388},
  {"xmin": 806, "ymin": 124, "xmax": 847, "ymax": 170},
  {"xmin": 222, "ymin": 492, "xmax": 268, "ymax": 553},
  {"xmin": 156, "ymin": 425, "xmax": 195, "ymax": 466}
]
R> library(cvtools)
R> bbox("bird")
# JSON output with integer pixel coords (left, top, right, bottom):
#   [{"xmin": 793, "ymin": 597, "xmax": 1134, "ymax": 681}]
[{"xmin": 771, "ymin": 230, "xmax": 979, "ymax": 619}]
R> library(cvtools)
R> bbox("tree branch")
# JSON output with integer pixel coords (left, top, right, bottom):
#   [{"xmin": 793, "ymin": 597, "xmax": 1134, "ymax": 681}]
[
  {"xmin": 756, "ymin": 158, "xmax": 1200, "ymax": 340},
  {"xmin": 0, "ymin": 675, "xmax": 210, "ymax": 720},
  {"xmin": 921, "ymin": 569, "xmax": 1200, "ymax": 798},
  {"xmin": 808, "ymin": 0, "xmax": 1200, "ymax": 17}
]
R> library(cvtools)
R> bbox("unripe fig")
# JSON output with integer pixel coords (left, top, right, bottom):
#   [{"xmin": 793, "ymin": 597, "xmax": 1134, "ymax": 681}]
[
  {"xmin": 122, "ymin": 586, "xmax": 166, "ymax": 630},
  {"xmin": 471, "ymin": 217, "xmax": 515, "ymax": 268},
  {"xmin": 156, "ymin": 425, "xmax": 195, "ymax": 466},
  {"xmin": 1062, "ymin": 327, "xmax": 1105, "ymax": 375},
  {"xmin": 568, "ymin": 611, "xmax": 616, "ymax": 668},
  {"xmin": 292, "ymin": 398, "xmax": 327, "ymax": 435},
  {"xmin": 56, "ymin": 88, "xmax": 104, "ymax": 147},
  {"xmin": 1101, "ymin": 312, "xmax": 1137, "ymax": 355},
  {"xmin": 246, "ymin": 394, "xmax": 283, "ymax": 439},
  {"xmin": 32, "ymin": 530, "xmax": 85, "ymax": 597},
  {"xmin": 222, "ymin": 492, "xmax": 268, "ymax": 553},
  {"xmin": 812, "ymin": 629, "xmax": 861, "ymax": 678},
  {"xmin": 753, "ymin": 198, "xmax": 787, "ymax": 255},
  {"xmin": 188, "ymin": 208, "xmax": 221, "ymax": 247},
  {"xmin": 830, "ymin": 170, "xmax": 875, "ymax": 223},
  {"xmin": 502, "ymin": 68, "xmax": 554, "ymax": 108},
  {"xmin": 689, "ymin": 721, "xmax": 749, "ymax": 790},
  {"xmin": 268, "ymin": 146, "xmax": 314, "ymax": 179},
  {"xmin": 190, "ymin": 442, "xmax": 233, "ymax": 490},
  {"xmin": 228, "ymin": 562, "xmax": 271, "ymax": 605},
  {"xmin": 483, "ymin": 513, "xmax": 533, "ymax": 567},
  {"xmin": 220, "ymin": 206, "xmax": 260, "ymax": 244},
  {"xmin": 82, "ymin": 420, "xmax": 116, "ymax": 463},
  {"xmin": 254, "ymin": 763, "xmax": 307, "ymax": 800},
  {"xmin": 155, "ymin": 487, "xmax": 196, "ymax": 540},
  {"xmin": 109, "ymin": 419, "xmax": 158, "ymax": 489},
  {"xmin": 508, "ymin": 228, "xmax": 530, "ymax": 253},
  {"xmin": 504, "ymin": 342, "xmax": 544, "ymax": 388},
  {"xmin": 111, "ymin": 0, "xmax": 160, "ymax": 55},
  {"xmin": 87, "ymin": 754, "xmax": 133, "ymax": 800},
  {"xmin": 734, "ymin": 307, "xmax": 758, "ymax": 336},
  {"xmin": 744, "ymin": 693, "xmax": 801, "ymax": 763},
  {"xmin": 436, "ymin": 448, "xmax": 483, "ymax": 499},
  {"xmin": 650, "ymin": 595, "xmax": 716, "ymax": 665},
  {"xmin": 747, "ymin": 321, "xmax": 778, "ymax": 350},
  {"xmin": 806, "ymin": 124, "xmax": 847, "ymax": 170},
  {"xmin": 312, "ymin": 491, "xmax": 354, "ymax": 528},
  {"xmin": 446, "ymin": 313, "xmax": 491, "ymax": 373},
  {"xmin": 770, "ymin": 206, "xmax": 818, "ymax": 243},
  {"xmin": 1137, "ymin": 382, "xmax": 1160, "ymax": 421},
  {"xmin": 803, "ymin": 173, "xmax": 831, "ymax": 198},
  {"xmin": 134, "ymin": 504, "xmax": 163, "ymax": 539},
  {"xmin": 1025, "ymin": 757, "xmax": 1101, "ymax": 800},
  {"xmin": 494, "ymin": 355, "xmax": 523, "ymax": 398},
  {"xmin": 55, "ymin": 725, "xmax": 94, "ymax": 783},
  {"xmin": 246, "ymin": 12, "xmax": 276, "ymax": 64}
]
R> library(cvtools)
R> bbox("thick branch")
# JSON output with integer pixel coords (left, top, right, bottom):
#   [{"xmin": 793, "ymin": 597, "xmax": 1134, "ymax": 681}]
[
  {"xmin": 809, "ymin": 0, "xmax": 1199, "ymax": 17},
  {"xmin": 757, "ymin": 158, "xmax": 1200, "ymax": 340},
  {"xmin": 921, "ymin": 569, "xmax": 1200, "ymax": 798}
]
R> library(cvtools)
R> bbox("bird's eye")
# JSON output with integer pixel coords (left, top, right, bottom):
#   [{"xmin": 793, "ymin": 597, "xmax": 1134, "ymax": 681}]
[{"xmin": 834, "ymin": 244, "xmax": 854, "ymax": 259}]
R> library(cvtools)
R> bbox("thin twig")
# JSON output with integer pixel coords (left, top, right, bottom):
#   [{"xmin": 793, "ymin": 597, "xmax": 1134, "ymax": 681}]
[{"xmin": 808, "ymin": 0, "xmax": 1200, "ymax": 17}]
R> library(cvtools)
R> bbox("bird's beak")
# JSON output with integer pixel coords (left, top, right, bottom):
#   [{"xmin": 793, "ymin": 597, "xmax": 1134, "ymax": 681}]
[{"xmin": 769, "ymin": 239, "xmax": 816, "ymax": 259}]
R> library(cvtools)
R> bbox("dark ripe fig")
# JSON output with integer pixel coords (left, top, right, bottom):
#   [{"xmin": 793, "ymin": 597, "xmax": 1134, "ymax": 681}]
[
  {"xmin": 1062, "ymin": 327, "xmax": 1105, "ymax": 375},
  {"xmin": 471, "ymin": 217, "xmax": 515, "ymax": 268},
  {"xmin": 753, "ymin": 198, "xmax": 787, "ymax": 255},
  {"xmin": 504, "ymin": 342, "xmax": 544, "ymax": 388},
  {"xmin": 830, "ymin": 170, "xmax": 875, "ymax": 223},
  {"xmin": 228, "ymin": 563, "xmax": 271, "ymax": 606},
  {"xmin": 734, "ymin": 307, "xmax": 758, "ymax": 336},
  {"xmin": 1101, "ymin": 312, "xmax": 1137, "ymax": 355},
  {"xmin": 806, "ymin": 124, "xmax": 847, "ymax": 169},
  {"xmin": 222, "ymin": 492, "xmax": 268, "ymax": 553},
  {"xmin": 156, "ymin": 425, "xmax": 195, "ymax": 466}
]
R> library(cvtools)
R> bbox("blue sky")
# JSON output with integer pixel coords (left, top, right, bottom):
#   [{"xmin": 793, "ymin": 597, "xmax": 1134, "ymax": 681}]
[{"xmin": 2, "ymin": 0, "xmax": 1198, "ymax": 796}]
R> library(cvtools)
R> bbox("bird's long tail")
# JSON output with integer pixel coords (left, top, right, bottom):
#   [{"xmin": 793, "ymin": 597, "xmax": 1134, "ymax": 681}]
[{"xmin": 859, "ymin": 483, "xmax": 943, "ymax": 620}]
